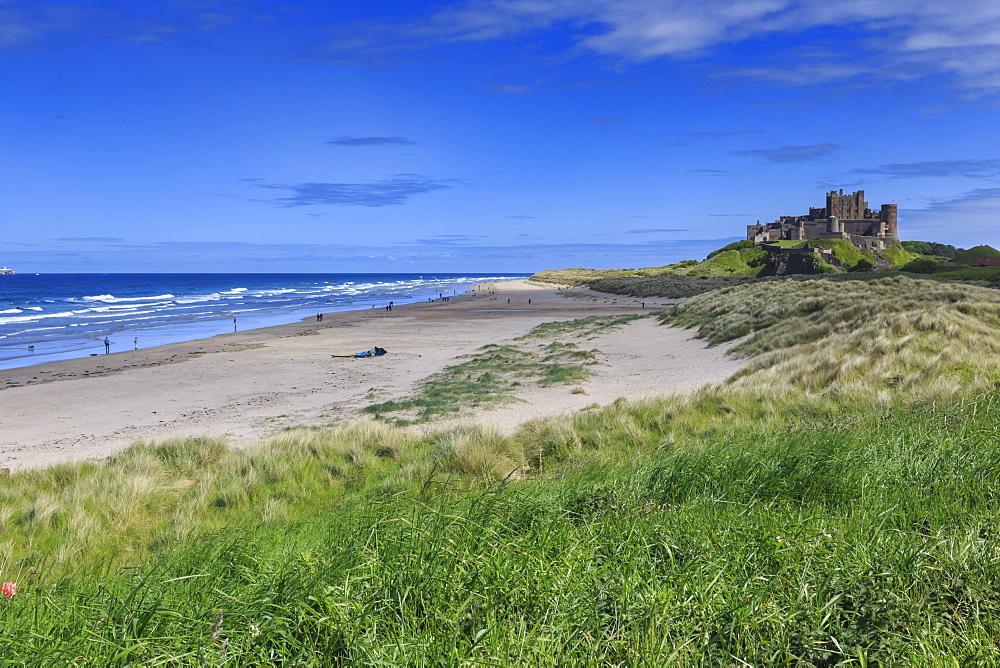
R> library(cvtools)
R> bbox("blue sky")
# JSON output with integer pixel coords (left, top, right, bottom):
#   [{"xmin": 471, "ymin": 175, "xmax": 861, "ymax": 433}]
[{"xmin": 2, "ymin": 1, "xmax": 999, "ymax": 273}]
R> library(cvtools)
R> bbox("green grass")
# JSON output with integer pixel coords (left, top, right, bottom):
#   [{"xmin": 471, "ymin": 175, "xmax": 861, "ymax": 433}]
[
  {"xmin": 5, "ymin": 275, "xmax": 1000, "ymax": 662},
  {"xmin": 661, "ymin": 274, "xmax": 1000, "ymax": 403},
  {"xmin": 362, "ymin": 342, "xmax": 596, "ymax": 424},
  {"xmin": 530, "ymin": 263, "xmax": 695, "ymax": 286},
  {"xmin": 517, "ymin": 313, "xmax": 648, "ymax": 339},
  {"xmin": 4, "ymin": 395, "xmax": 1000, "ymax": 663},
  {"xmin": 766, "ymin": 240, "xmax": 810, "ymax": 248},
  {"xmin": 361, "ymin": 316, "xmax": 644, "ymax": 424},
  {"xmin": 933, "ymin": 265, "xmax": 1000, "ymax": 286},
  {"xmin": 809, "ymin": 238, "xmax": 879, "ymax": 269},
  {"xmin": 954, "ymin": 244, "xmax": 1000, "ymax": 265},
  {"xmin": 589, "ymin": 274, "xmax": 746, "ymax": 298}
]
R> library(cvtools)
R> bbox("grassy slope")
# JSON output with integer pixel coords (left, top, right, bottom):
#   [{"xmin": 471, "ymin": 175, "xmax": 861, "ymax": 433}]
[
  {"xmin": 533, "ymin": 240, "xmax": 917, "ymax": 300},
  {"xmin": 3, "ymin": 277, "xmax": 1000, "ymax": 663}
]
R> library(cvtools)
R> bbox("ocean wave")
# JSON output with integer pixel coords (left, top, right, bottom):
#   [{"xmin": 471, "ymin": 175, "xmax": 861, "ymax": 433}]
[
  {"xmin": 175, "ymin": 293, "xmax": 224, "ymax": 304},
  {"xmin": 0, "ymin": 309, "xmax": 86, "ymax": 325},
  {"xmin": 81, "ymin": 293, "xmax": 176, "ymax": 303},
  {"xmin": 0, "ymin": 274, "xmax": 525, "ymax": 363},
  {"xmin": 256, "ymin": 288, "xmax": 297, "ymax": 296}
]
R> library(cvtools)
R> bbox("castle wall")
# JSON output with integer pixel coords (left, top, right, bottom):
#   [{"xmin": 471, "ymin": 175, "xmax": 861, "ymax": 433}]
[{"xmin": 841, "ymin": 220, "xmax": 877, "ymax": 236}]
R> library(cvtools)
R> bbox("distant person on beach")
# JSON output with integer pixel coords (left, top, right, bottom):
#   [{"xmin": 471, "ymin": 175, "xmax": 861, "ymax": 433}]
[
  {"xmin": 104, "ymin": 337, "xmax": 110, "ymax": 354},
  {"xmin": 134, "ymin": 337, "xmax": 138, "ymax": 350},
  {"xmin": 233, "ymin": 317, "xmax": 237, "ymax": 332}
]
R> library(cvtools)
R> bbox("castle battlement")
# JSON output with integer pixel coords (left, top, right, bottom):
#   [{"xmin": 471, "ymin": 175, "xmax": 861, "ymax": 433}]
[{"xmin": 747, "ymin": 190, "xmax": 898, "ymax": 251}]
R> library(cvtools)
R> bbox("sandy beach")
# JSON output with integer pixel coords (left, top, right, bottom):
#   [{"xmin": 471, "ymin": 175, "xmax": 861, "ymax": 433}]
[{"xmin": 0, "ymin": 280, "xmax": 744, "ymax": 471}]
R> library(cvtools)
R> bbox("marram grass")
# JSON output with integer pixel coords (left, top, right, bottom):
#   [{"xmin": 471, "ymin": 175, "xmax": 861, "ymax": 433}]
[
  {"xmin": 3, "ymin": 275, "xmax": 1000, "ymax": 663},
  {"xmin": 663, "ymin": 274, "xmax": 1000, "ymax": 402},
  {"xmin": 3, "ymin": 396, "xmax": 1000, "ymax": 664}
]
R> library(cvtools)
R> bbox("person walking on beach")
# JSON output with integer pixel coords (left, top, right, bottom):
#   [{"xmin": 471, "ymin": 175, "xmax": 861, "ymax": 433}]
[
  {"xmin": 134, "ymin": 337, "xmax": 138, "ymax": 350},
  {"xmin": 104, "ymin": 337, "xmax": 110, "ymax": 354}
]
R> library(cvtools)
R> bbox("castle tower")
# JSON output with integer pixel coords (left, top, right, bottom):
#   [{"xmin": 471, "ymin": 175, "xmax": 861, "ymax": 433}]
[
  {"xmin": 880, "ymin": 204, "xmax": 898, "ymax": 242},
  {"xmin": 826, "ymin": 189, "xmax": 867, "ymax": 219},
  {"xmin": 828, "ymin": 215, "xmax": 841, "ymax": 235}
]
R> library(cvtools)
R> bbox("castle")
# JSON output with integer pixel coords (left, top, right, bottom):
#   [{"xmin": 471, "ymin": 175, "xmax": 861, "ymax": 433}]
[{"xmin": 747, "ymin": 190, "xmax": 898, "ymax": 251}]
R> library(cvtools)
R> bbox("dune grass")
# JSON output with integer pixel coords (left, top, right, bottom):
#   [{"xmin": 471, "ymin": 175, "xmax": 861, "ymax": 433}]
[
  {"xmin": 517, "ymin": 313, "xmax": 648, "ymax": 339},
  {"xmin": 589, "ymin": 274, "xmax": 746, "ymax": 298},
  {"xmin": 660, "ymin": 275, "xmax": 1000, "ymax": 405},
  {"xmin": 531, "ymin": 264, "xmax": 693, "ymax": 286},
  {"xmin": 363, "ymin": 342, "xmax": 597, "ymax": 424},
  {"xmin": 3, "ymin": 275, "xmax": 1000, "ymax": 662},
  {"xmin": 363, "ymin": 315, "xmax": 646, "ymax": 424},
  {"xmin": 4, "ymin": 394, "xmax": 1000, "ymax": 663}
]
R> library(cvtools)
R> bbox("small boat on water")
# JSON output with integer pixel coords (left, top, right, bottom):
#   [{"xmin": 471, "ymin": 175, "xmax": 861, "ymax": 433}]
[{"xmin": 0, "ymin": 267, "xmax": 17, "ymax": 276}]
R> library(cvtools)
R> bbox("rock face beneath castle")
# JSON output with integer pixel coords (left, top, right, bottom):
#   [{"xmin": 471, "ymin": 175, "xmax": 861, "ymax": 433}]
[{"xmin": 747, "ymin": 190, "xmax": 898, "ymax": 251}]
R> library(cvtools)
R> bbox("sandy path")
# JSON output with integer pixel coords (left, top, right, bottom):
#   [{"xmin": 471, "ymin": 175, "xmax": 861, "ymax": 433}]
[{"xmin": 0, "ymin": 280, "xmax": 740, "ymax": 471}]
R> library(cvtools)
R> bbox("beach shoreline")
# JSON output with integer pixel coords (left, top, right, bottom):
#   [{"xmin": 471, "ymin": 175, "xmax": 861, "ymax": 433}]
[
  {"xmin": 0, "ymin": 279, "xmax": 743, "ymax": 471},
  {"xmin": 0, "ymin": 272, "xmax": 527, "ymax": 372}
]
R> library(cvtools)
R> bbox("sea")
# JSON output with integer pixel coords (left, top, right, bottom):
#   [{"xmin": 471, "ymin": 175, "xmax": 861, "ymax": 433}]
[{"xmin": 0, "ymin": 272, "xmax": 528, "ymax": 371}]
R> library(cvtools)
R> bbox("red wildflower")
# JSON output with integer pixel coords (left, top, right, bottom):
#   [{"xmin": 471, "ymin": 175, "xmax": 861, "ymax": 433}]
[{"xmin": 1, "ymin": 582, "xmax": 16, "ymax": 598}]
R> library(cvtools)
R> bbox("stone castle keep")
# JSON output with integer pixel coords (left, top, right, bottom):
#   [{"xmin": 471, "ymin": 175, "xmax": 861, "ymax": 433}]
[{"xmin": 747, "ymin": 190, "xmax": 898, "ymax": 251}]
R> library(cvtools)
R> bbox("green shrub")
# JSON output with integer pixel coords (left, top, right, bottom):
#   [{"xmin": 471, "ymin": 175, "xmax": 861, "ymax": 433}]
[
  {"xmin": 900, "ymin": 257, "xmax": 940, "ymax": 274},
  {"xmin": 880, "ymin": 243, "xmax": 912, "ymax": 266},
  {"xmin": 706, "ymin": 239, "xmax": 755, "ymax": 258},
  {"xmin": 954, "ymin": 245, "xmax": 1000, "ymax": 265},
  {"xmin": 901, "ymin": 240, "xmax": 963, "ymax": 259}
]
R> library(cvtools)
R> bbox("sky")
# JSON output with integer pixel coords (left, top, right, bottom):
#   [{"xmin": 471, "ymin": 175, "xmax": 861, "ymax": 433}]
[{"xmin": 2, "ymin": 0, "xmax": 1000, "ymax": 273}]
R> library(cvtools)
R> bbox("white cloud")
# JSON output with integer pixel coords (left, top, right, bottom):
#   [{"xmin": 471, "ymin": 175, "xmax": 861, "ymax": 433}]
[
  {"xmin": 397, "ymin": 0, "xmax": 1000, "ymax": 93},
  {"xmin": 902, "ymin": 188, "xmax": 1000, "ymax": 247}
]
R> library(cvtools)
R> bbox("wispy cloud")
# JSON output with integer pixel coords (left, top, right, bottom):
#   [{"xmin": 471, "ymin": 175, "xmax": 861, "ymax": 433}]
[
  {"xmin": 302, "ymin": 2, "xmax": 1000, "ymax": 94},
  {"xmin": 10, "ymin": 3, "xmax": 1000, "ymax": 95},
  {"xmin": 507, "ymin": 214, "xmax": 536, "ymax": 219},
  {"xmin": 733, "ymin": 143, "xmax": 839, "ymax": 163},
  {"xmin": 852, "ymin": 159, "xmax": 1000, "ymax": 179},
  {"xmin": 326, "ymin": 136, "xmax": 416, "ymax": 147},
  {"xmin": 255, "ymin": 174, "xmax": 456, "ymax": 207},
  {"xmin": 627, "ymin": 228, "xmax": 688, "ymax": 233},
  {"xmin": 903, "ymin": 187, "xmax": 1000, "ymax": 246},
  {"xmin": 411, "ymin": 234, "xmax": 488, "ymax": 245},
  {"xmin": 52, "ymin": 237, "xmax": 124, "ymax": 243},
  {"xmin": 593, "ymin": 116, "xmax": 620, "ymax": 125}
]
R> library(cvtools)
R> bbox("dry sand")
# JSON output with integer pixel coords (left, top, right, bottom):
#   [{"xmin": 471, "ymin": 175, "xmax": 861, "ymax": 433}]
[{"xmin": 0, "ymin": 280, "xmax": 744, "ymax": 471}]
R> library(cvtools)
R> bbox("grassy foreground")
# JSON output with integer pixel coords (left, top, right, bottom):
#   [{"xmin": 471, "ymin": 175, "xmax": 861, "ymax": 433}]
[{"xmin": 2, "ymin": 276, "xmax": 1000, "ymax": 664}]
